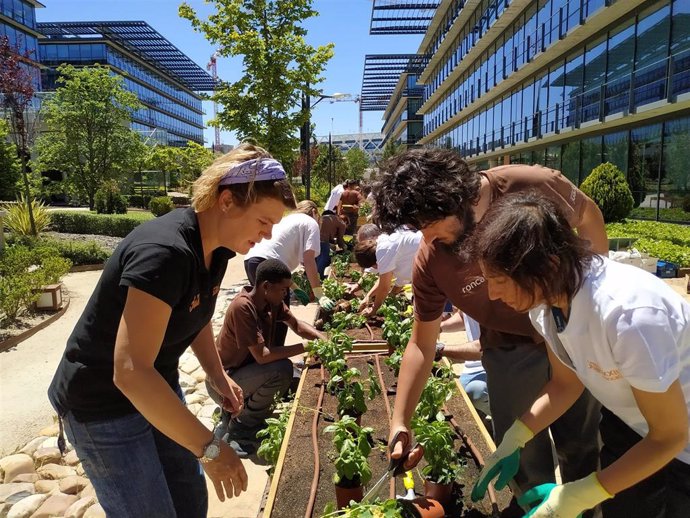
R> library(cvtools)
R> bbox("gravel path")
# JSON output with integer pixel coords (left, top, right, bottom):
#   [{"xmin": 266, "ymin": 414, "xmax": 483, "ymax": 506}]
[{"xmin": 43, "ymin": 232, "xmax": 123, "ymax": 253}]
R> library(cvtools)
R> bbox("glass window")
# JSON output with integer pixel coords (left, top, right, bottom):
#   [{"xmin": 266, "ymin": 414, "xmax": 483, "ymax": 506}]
[
  {"xmin": 603, "ymin": 130, "xmax": 630, "ymax": 180},
  {"xmin": 561, "ymin": 140, "xmax": 581, "ymax": 183},
  {"xmin": 604, "ymin": 21, "xmax": 634, "ymax": 116},
  {"xmin": 563, "ymin": 53, "xmax": 584, "ymax": 128},
  {"xmin": 548, "ymin": 61, "xmax": 565, "ymax": 132},
  {"xmin": 633, "ymin": 4, "xmax": 671, "ymax": 107},
  {"xmin": 545, "ymin": 144, "xmax": 561, "ymax": 170},
  {"xmin": 630, "ymin": 123, "xmax": 663, "ymax": 217},
  {"xmin": 582, "ymin": 38, "xmax": 606, "ymax": 122},
  {"xmin": 672, "ymin": 0, "xmax": 690, "ymax": 53},
  {"xmin": 661, "ymin": 116, "xmax": 690, "ymax": 221},
  {"xmin": 580, "ymin": 135, "xmax": 603, "ymax": 181}
]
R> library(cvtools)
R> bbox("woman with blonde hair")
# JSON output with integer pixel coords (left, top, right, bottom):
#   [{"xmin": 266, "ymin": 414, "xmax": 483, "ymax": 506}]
[
  {"xmin": 245, "ymin": 199, "xmax": 335, "ymax": 346},
  {"xmin": 48, "ymin": 143, "xmax": 295, "ymax": 518}
]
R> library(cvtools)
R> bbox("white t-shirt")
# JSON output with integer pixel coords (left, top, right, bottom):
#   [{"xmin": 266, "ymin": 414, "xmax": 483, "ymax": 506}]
[
  {"xmin": 324, "ymin": 184, "xmax": 345, "ymax": 212},
  {"xmin": 375, "ymin": 229, "xmax": 423, "ymax": 286},
  {"xmin": 529, "ymin": 258, "xmax": 690, "ymax": 463},
  {"xmin": 245, "ymin": 213, "xmax": 320, "ymax": 272}
]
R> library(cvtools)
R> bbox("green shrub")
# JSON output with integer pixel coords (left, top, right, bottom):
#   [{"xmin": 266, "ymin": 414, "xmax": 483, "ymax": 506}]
[
  {"xmin": 0, "ymin": 244, "xmax": 71, "ymax": 323},
  {"xmin": 41, "ymin": 238, "xmax": 111, "ymax": 265},
  {"xmin": 50, "ymin": 211, "xmax": 145, "ymax": 237},
  {"xmin": 170, "ymin": 194, "xmax": 190, "ymax": 206},
  {"xmin": 94, "ymin": 181, "xmax": 127, "ymax": 214},
  {"xmin": 606, "ymin": 220, "xmax": 690, "ymax": 248},
  {"xmin": 682, "ymin": 195, "xmax": 690, "ymax": 213},
  {"xmin": 1, "ymin": 195, "xmax": 52, "ymax": 236},
  {"xmin": 149, "ymin": 196, "xmax": 174, "ymax": 217},
  {"xmin": 580, "ymin": 162, "xmax": 634, "ymax": 223},
  {"xmin": 634, "ymin": 238, "xmax": 690, "ymax": 268}
]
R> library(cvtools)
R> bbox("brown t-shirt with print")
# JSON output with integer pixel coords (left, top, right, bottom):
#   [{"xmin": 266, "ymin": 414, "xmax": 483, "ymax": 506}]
[
  {"xmin": 320, "ymin": 212, "xmax": 346, "ymax": 243},
  {"xmin": 413, "ymin": 164, "xmax": 588, "ymax": 350},
  {"xmin": 216, "ymin": 287, "xmax": 292, "ymax": 369},
  {"xmin": 339, "ymin": 190, "xmax": 362, "ymax": 214}
]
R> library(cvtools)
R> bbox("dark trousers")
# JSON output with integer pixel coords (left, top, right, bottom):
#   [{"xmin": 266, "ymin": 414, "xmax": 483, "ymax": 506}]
[
  {"xmin": 244, "ymin": 257, "xmax": 288, "ymax": 348},
  {"xmin": 483, "ymin": 345, "xmax": 601, "ymax": 494},
  {"xmin": 316, "ymin": 241, "xmax": 332, "ymax": 279},
  {"xmin": 343, "ymin": 211, "xmax": 357, "ymax": 235},
  {"xmin": 600, "ymin": 408, "xmax": 690, "ymax": 518}
]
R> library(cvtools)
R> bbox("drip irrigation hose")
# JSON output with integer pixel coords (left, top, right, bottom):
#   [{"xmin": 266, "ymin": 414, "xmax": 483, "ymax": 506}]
[
  {"xmin": 446, "ymin": 412, "xmax": 500, "ymax": 517},
  {"xmin": 304, "ymin": 365, "xmax": 327, "ymax": 518},
  {"xmin": 364, "ymin": 322, "xmax": 375, "ymax": 341},
  {"xmin": 374, "ymin": 354, "xmax": 396, "ymax": 500}
]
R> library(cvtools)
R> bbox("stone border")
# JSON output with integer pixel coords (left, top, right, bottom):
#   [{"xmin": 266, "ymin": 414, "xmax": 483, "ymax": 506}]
[{"xmin": 0, "ymin": 295, "xmax": 71, "ymax": 353}]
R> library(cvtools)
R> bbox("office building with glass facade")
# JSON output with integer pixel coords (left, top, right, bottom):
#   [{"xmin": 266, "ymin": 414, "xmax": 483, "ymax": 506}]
[
  {"xmin": 0, "ymin": 0, "xmax": 43, "ymax": 88},
  {"xmin": 379, "ymin": 0, "xmax": 690, "ymax": 222},
  {"xmin": 36, "ymin": 21, "xmax": 214, "ymax": 147},
  {"xmin": 316, "ymin": 132, "xmax": 385, "ymax": 162}
]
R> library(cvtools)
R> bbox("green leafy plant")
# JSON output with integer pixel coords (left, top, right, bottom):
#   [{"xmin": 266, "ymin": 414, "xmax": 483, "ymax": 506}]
[
  {"xmin": 579, "ymin": 162, "xmax": 634, "ymax": 223},
  {"xmin": 415, "ymin": 375, "xmax": 456, "ymax": 423},
  {"xmin": 322, "ymin": 498, "xmax": 415, "ymax": 517},
  {"xmin": 359, "ymin": 273, "xmax": 377, "ymax": 294},
  {"xmin": 635, "ymin": 238, "xmax": 690, "ymax": 268},
  {"xmin": 367, "ymin": 364, "xmax": 382, "ymax": 401},
  {"xmin": 256, "ymin": 403, "xmax": 291, "ymax": 473},
  {"xmin": 411, "ymin": 418, "xmax": 462, "ymax": 485},
  {"xmin": 331, "ymin": 252, "xmax": 352, "ymax": 279},
  {"xmin": 324, "ymin": 416, "xmax": 373, "ymax": 488},
  {"xmin": 49, "ymin": 211, "xmax": 149, "ymax": 237},
  {"xmin": 327, "ymin": 311, "xmax": 367, "ymax": 331},
  {"xmin": 323, "ymin": 278, "xmax": 347, "ymax": 302},
  {"xmin": 149, "ymin": 196, "xmax": 174, "ymax": 217},
  {"xmin": 94, "ymin": 180, "xmax": 127, "ymax": 214},
  {"xmin": 292, "ymin": 270, "xmax": 312, "ymax": 295},
  {"xmin": 304, "ymin": 331, "xmax": 354, "ymax": 369},
  {"xmin": 328, "ymin": 367, "xmax": 367, "ymax": 418},
  {"xmin": 349, "ymin": 269, "xmax": 362, "ymax": 283},
  {"xmin": 2, "ymin": 195, "xmax": 52, "ymax": 236},
  {"xmin": 358, "ymin": 202, "xmax": 372, "ymax": 217},
  {"xmin": 606, "ymin": 220, "xmax": 690, "ymax": 248}
]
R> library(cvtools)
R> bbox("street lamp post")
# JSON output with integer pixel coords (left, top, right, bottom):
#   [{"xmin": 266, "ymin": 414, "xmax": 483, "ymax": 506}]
[{"xmin": 301, "ymin": 90, "xmax": 352, "ymax": 200}]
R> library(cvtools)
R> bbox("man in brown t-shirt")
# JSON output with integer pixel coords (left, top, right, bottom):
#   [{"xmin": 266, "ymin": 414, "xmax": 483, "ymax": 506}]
[
  {"xmin": 317, "ymin": 210, "xmax": 347, "ymax": 278},
  {"xmin": 208, "ymin": 259, "xmax": 325, "ymax": 453},
  {"xmin": 338, "ymin": 180, "xmax": 363, "ymax": 235},
  {"xmin": 372, "ymin": 148, "xmax": 607, "ymax": 500}
]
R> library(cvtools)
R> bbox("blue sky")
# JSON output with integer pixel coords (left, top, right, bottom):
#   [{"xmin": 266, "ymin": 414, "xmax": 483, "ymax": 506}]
[{"xmin": 38, "ymin": 0, "xmax": 422, "ymax": 146}]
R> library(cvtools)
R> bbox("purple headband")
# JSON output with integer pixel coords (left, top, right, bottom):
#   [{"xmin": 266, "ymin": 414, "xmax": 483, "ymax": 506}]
[{"xmin": 218, "ymin": 158, "xmax": 286, "ymax": 186}]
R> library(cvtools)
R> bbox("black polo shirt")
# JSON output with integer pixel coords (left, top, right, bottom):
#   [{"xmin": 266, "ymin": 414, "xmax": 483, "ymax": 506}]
[{"xmin": 48, "ymin": 208, "xmax": 235, "ymax": 421}]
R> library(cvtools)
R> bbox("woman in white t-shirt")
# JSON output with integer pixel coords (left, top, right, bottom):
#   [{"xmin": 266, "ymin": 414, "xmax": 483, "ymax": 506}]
[
  {"xmin": 470, "ymin": 191, "xmax": 689, "ymax": 518},
  {"xmin": 245, "ymin": 201, "xmax": 335, "ymax": 346}
]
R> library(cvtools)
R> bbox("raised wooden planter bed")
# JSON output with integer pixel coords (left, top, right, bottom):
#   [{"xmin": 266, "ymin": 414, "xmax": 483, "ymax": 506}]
[{"xmin": 263, "ymin": 355, "xmax": 516, "ymax": 518}]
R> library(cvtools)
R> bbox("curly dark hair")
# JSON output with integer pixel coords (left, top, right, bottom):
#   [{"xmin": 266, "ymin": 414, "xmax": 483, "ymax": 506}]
[
  {"xmin": 255, "ymin": 258, "xmax": 292, "ymax": 286},
  {"xmin": 372, "ymin": 148, "xmax": 480, "ymax": 233},
  {"xmin": 470, "ymin": 190, "xmax": 598, "ymax": 305}
]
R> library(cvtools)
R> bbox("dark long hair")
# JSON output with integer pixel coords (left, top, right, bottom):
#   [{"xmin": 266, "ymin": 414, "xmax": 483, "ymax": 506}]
[{"xmin": 470, "ymin": 190, "xmax": 598, "ymax": 304}]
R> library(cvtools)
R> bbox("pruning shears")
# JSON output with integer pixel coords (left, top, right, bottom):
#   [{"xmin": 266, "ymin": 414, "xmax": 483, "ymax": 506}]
[{"xmin": 361, "ymin": 431, "xmax": 420, "ymax": 503}]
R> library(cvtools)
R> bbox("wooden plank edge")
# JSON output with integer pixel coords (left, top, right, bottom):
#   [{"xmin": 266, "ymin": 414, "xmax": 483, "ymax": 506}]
[
  {"xmin": 261, "ymin": 362, "xmax": 310, "ymax": 517},
  {"xmin": 444, "ymin": 357, "xmax": 497, "ymax": 452},
  {"xmin": 0, "ymin": 295, "xmax": 71, "ymax": 353}
]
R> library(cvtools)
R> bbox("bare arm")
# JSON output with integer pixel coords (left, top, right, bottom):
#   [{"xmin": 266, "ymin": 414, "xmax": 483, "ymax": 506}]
[
  {"xmin": 597, "ymin": 380, "xmax": 688, "ymax": 495},
  {"xmin": 248, "ymin": 341, "xmax": 306, "ymax": 364},
  {"xmin": 364, "ymin": 271, "xmax": 394, "ymax": 314},
  {"xmin": 576, "ymin": 196, "xmax": 608, "ymax": 255},
  {"xmin": 441, "ymin": 340, "xmax": 483, "ymax": 362},
  {"xmin": 520, "ymin": 345, "xmax": 586, "ymax": 436},
  {"xmin": 439, "ymin": 311, "xmax": 465, "ymax": 332},
  {"xmin": 191, "ymin": 322, "xmax": 243, "ymax": 415},
  {"xmin": 285, "ymin": 313, "xmax": 327, "ymax": 341},
  {"xmin": 303, "ymin": 249, "xmax": 321, "ymax": 291}
]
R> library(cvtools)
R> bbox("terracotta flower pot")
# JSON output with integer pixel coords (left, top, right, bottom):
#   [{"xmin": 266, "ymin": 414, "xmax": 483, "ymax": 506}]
[
  {"xmin": 335, "ymin": 483, "xmax": 363, "ymax": 509},
  {"xmin": 423, "ymin": 479, "xmax": 453, "ymax": 507},
  {"xmin": 398, "ymin": 497, "xmax": 445, "ymax": 518}
]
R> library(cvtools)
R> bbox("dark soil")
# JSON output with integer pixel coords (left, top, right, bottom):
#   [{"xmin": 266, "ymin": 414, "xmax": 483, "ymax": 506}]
[
  {"xmin": 344, "ymin": 326, "xmax": 373, "ymax": 341},
  {"xmin": 270, "ymin": 355, "xmax": 515, "ymax": 517}
]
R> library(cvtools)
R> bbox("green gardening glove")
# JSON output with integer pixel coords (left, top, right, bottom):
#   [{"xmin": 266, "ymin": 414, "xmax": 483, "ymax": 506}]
[
  {"xmin": 293, "ymin": 288, "xmax": 310, "ymax": 306},
  {"xmin": 471, "ymin": 419, "xmax": 534, "ymax": 501},
  {"xmin": 312, "ymin": 287, "xmax": 335, "ymax": 311},
  {"xmin": 518, "ymin": 473, "xmax": 613, "ymax": 518}
]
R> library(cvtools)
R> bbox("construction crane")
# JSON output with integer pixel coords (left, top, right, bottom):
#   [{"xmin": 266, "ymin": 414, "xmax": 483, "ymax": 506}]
[{"xmin": 206, "ymin": 51, "xmax": 221, "ymax": 149}]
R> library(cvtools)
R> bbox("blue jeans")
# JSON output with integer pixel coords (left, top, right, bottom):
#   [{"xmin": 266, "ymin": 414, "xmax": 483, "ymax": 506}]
[
  {"xmin": 63, "ymin": 387, "xmax": 207, "ymax": 518},
  {"xmin": 316, "ymin": 241, "xmax": 332, "ymax": 279},
  {"xmin": 459, "ymin": 370, "xmax": 490, "ymax": 417}
]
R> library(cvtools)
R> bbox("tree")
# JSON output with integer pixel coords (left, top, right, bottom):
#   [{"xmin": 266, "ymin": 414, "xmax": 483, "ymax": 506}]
[
  {"xmin": 0, "ymin": 119, "xmax": 20, "ymax": 200},
  {"xmin": 179, "ymin": 0, "xmax": 334, "ymax": 166},
  {"xmin": 177, "ymin": 141, "xmax": 214, "ymax": 184},
  {"xmin": 345, "ymin": 147, "xmax": 368, "ymax": 181},
  {"xmin": 380, "ymin": 140, "xmax": 403, "ymax": 163},
  {"xmin": 0, "ymin": 36, "xmax": 39, "ymax": 233},
  {"xmin": 579, "ymin": 162, "xmax": 634, "ymax": 223},
  {"xmin": 34, "ymin": 65, "xmax": 145, "ymax": 209},
  {"xmin": 312, "ymin": 143, "xmax": 346, "ymax": 186}
]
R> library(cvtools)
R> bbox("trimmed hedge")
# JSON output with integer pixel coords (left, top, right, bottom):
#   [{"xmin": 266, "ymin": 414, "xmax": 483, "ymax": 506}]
[
  {"xmin": 41, "ymin": 237, "xmax": 111, "ymax": 265},
  {"xmin": 50, "ymin": 211, "xmax": 150, "ymax": 237},
  {"xmin": 580, "ymin": 163, "xmax": 634, "ymax": 223}
]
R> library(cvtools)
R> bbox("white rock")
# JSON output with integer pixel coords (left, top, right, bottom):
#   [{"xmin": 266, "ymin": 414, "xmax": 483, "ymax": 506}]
[
  {"xmin": 183, "ymin": 386, "xmax": 196, "ymax": 395},
  {"xmin": 36, "ymin": 464, "xmax": 75, "ymax": 480},
  {"xmin": 191, "ymin": 368, "xmax": 207, "ymax": 383},
  {"xmin": 38, "ymin": 438, "xmax": 57, "ymax": 451},
  {"xmin": 178, "ymin": 372, "xmax": 196, "ymax": 388},
  {"xmin": 197, "ymin": 404, "xmax": 218, "ymax": 419},
  {"xmin": 184, "ymin": 393, "xmax": 206, "ymax": 405},
  {"xmin": 30, "ymin": 493, "xmax": 78, "ymax": 518},
  {"xmin": 7, "ymin": 476, "xmax": 36, "ymax": 485},
  {"xmin": 64, "ymin": 497, "xmax": 95, "ymax": 518},
  {"xmin": 6, "ymin": 493, "xmax": 48, "ymax": 518},
  {"xmin": 63, "ymin": 451, "xmax": 80, "ymax": 466},
  {"xmin": 0, "ymin": 483, "xmax": 35, "ymax": 505},
  {"xmin": 18, "ymin": 438, "xmax": 48, "ymax": 458},
  {"xmin": 32, "ymin": 449, "xmax": 61, "ymax": 466},
  {"xmin": 187, "ymin": 404, "xmax": 201, "ymax": 416},
  {"xmin": 37, "ymin": 424, "xmax": 58, "ymax": 438},
  {"xmin": 0, "ymin": 455, "xmax": 34, "ymax": 484},
  {"xmin": 0, "ymin": 502, "xmax": 10, "ymax": 518},
  {"xmin": 78, "ymin": 484, "xmax": 95, "ymax": 500},
  {"xmin": 179, "ymin": 356, "xmax": 200, "ymax": 374},
  {"xmin": 33, "ymin": 481, "xmax": 58, "ymax": 495},
  {"xmin": 75, "ymin": 465, "xmax": 85, "ymax": 477},
  {"xmin": 194, "ymin": 382, "xmax": 209, "ymax": 397},
  {"xmin": 82, "ymin": 503, "xmax": 106, "ymax": 518},
  {"xmin": 58, "ymin": 477, "xmax": 88, "ymax": 495},
  {"xmin": 198, "ymin": 417, "xmax": 215, "ymax": 431}
]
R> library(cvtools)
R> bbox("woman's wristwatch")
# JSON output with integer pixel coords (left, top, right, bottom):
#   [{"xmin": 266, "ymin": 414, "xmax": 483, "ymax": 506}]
[{"xmin": 199, "ymin": 435, "xmax": 222, "ymax": 463}]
